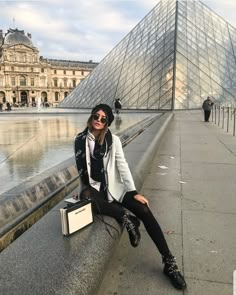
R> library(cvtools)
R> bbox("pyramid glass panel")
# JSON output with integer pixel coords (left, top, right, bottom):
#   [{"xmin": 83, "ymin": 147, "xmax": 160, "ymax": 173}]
[{"xmin": 60, "ymin": 0, "xmax": 236, "ymax": 110}]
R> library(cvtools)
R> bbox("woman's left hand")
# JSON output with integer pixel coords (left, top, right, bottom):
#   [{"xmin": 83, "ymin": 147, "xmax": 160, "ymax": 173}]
[{"xmin": 134, "ymin": 194, "xmax": 149, "ymax": 207}]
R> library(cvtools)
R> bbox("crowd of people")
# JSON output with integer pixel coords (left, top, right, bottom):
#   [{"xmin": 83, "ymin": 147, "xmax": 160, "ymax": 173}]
[
  {"xmin": 0, "ymin": 100, "xmax": 52, "ymax": 111},
  {"xmin": 0, "ymin": 101, "xmax": 12, "ymax": 111}
]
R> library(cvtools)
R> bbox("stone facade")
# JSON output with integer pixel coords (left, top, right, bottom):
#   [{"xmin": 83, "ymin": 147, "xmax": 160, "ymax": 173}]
[{"xmin": 0, "ymin": 28, "xmax": 98, "ymax": 107}]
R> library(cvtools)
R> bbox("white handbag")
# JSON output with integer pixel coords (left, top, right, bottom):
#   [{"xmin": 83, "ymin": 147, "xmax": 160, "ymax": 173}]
[{"xmin": 60, "ymin": 199, "xmax": 93, "ymax": 236}]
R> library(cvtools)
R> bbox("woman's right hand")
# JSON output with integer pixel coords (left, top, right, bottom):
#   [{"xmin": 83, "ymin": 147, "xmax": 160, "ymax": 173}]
[{"xmin": 134, "ymin": 194, "xmax": 149, "ymax": 207}]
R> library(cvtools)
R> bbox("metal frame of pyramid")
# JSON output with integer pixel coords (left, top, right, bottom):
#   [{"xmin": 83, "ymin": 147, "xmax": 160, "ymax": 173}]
[{"xmin": 60, "ymin": 0, "xmax": 236, "ymax": 110}]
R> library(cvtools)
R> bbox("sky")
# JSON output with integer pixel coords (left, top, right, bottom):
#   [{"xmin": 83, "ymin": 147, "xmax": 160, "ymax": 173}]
[{"xmin": 0, "ymin": 0, "xmax": 236, "ymax": 63}]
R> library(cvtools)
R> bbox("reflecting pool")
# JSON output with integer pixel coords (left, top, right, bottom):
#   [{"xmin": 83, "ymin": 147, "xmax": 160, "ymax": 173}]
[{"xmin": 0, "ymin": 112, "xmax": 150, "ymax": 195}]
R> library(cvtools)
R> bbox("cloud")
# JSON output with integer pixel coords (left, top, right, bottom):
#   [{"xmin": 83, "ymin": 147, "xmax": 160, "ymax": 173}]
[
  {"xmin": 1, "ymin": 0, "xmax": 236, "ymax": 62},
  {"xmin": 204, "ymin": 0, "xmax": 236, "ymax": 26},
  {"xmin": 1, "ymin": 0, "xmax": 144, "ymax": 61}
]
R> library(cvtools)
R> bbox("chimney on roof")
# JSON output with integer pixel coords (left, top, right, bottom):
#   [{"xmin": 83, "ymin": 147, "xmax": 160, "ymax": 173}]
[{"xmin": 27, "ymin": 33, "xmax": 32, "ymax": 38}]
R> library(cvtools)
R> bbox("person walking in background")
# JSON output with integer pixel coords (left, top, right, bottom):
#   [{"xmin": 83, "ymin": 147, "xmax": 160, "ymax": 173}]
[
  {"xmin": 37, "ymin": 97, "xmax": 42, "ymax": 111},
  {"xmin": 114, "ymin": 98, "xmax": 122, "ymax": 114},
  {"xmin": 202, "ymin": 96, "xmax": 214, "ymax": 122},
  {"xmin": 74, "ymin": 103, "xmax": 187, "ymax": 290},
  {"xmin": 6, "ymin": 102, "xmax": 11, "ymax": 111}
]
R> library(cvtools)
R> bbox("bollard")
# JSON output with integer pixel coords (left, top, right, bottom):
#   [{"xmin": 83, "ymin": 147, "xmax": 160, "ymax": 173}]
[
  {"xmin": 233, "ymin": 109, "xmax": 236, "ymax": 136},
  {"xmin": 227, "ymin": 107, "xmax": 230, "ymax": 133},
  {"xmin": 218, "ymin": 105, "xmax": 220, "ymax": 126},
  {"xmin": 212, "ymin": 105, "xmax": 214, "ymax": 122},
  {"xmin": 222, "ymin": 107, "xmax": 224, "ymax": 129},
  {"xmin": 214, "ymin": 105, "xmax": 217, "ymax": 124}
]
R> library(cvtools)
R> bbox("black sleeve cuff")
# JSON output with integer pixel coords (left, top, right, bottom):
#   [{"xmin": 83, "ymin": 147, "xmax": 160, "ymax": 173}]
[{"xmin": 127, "ymin": 190, "xmax": 138, "ymax": 198}]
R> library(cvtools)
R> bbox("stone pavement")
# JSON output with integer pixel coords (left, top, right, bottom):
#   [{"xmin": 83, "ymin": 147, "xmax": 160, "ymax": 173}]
[{"xmin": 98, "ymin": 110, "xmax": 236, "ymax": 295}]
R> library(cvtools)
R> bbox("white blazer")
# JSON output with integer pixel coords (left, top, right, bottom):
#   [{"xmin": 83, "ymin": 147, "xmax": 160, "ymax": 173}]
[{"xmin": 79, "ymin": 134, "xmax": 136, "ymax": 202}]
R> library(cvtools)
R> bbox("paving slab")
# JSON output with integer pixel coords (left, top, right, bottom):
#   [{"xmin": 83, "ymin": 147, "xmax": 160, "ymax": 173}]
[
  {"xmin": 182, "ymin": 179, "xmax": 236, "ymax": 213},
  {"xmin": 182, "ymin": 278, "xmax": 232, "ymax": 295},
  {"xmin": 183, "ymin": 210, "xmax": 235, "ymax": 283}
]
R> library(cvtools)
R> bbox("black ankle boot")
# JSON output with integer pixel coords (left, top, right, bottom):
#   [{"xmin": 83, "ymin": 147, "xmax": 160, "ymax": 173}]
[
  {"xmin": 127, "ymin": 214, "xmax": 141, "ymax": 228},
  {"xmin": 162, "ymin": 255, "xmax": 187, "ymax": 290},
  {"xmin": 122, "ymin": 214, "xmax": 141, "ymax": 247}
]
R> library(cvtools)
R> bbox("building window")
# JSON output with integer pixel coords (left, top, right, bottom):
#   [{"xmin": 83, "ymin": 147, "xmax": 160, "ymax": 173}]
[
  {"xmin": 11, "ymin": 77, "xmax": 16, "ymax": 86},
  {"xmin": 54, "ymin": 69, "xmax": 57, "ymax": 74},
  {"xmin": 20, "ymin": 76, "xmax": 26, "ymax": 86},
  {"xmin": 54, "ymin": 79, "xmax": 58, "ymax": 87},
  {"xmin": 64, "ymin": 92, "xmax": 68, "ymax": 98},
  {"xmin": 73, "ymin": 70, "xmax": 75, "ymax": 75},
  {"xmin": 64, "ymin": 70, "xmax": 66, "ymax": 74},
  {"xmin": 64, "ymin": 80, "xmax": 67, "ymax": 87},
  {"xmin": 55, "ymin": 92, "xmax": 59, "ymax": 101},
  {"xmin": 19, "ymin": 54, "xmax": 24, "ymax": 62},
  {"xmin": 41, "ymin": 68, "xmax": 44, "ymax": 73},
  {"xmin": 31, "ymin": 78, "xmax": 34, "ymax": 86},
  {"xmin": 31, "ymin": 68, "xmax": 33, "ymax": 72},
  {"xmin": 73, "ymin": 80, "xmax": 76, "ymax": 87},
  {"xmin": 81, "ymin": 71, "xmax": 84, "ymax": 76},
  {"xmin": 11, "ymin": 66, "xmax": 14, "ymax": 71},
  {"xmin": 40, "ymin": 77, "xmax": 46, "ymax": 87}
]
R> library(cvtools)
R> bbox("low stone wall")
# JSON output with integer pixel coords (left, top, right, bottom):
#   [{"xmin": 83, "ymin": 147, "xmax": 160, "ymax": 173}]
[{"xmin": 0, "ymin": 162, "xmax": 79, "ymax": 252}]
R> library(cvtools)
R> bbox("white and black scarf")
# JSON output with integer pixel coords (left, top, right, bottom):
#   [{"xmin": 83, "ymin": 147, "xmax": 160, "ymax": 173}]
[{"xmin": 74, "ymin": 127, "xmax": 112, "ymax": 196}]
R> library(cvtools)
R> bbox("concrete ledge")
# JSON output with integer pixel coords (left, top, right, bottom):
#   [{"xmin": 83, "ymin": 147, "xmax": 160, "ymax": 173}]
[
  {"xmin": 0, "ymin": 112, "xmax": 174, "ymax": 295},
  {"xmin": 127, "ymin": 112, "xmax": 174, "ymax": 191}
]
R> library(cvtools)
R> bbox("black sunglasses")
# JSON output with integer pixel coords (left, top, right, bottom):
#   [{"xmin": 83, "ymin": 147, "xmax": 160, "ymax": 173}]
[{"xmin": 92, "ymin": 113, "xmax": 107, "ymax": 124}]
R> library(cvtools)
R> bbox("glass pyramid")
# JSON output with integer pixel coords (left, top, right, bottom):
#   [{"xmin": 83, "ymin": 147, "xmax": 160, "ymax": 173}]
[{"xmin": 60, "ymin": 0, "xmax": 236, "ymax": 110}]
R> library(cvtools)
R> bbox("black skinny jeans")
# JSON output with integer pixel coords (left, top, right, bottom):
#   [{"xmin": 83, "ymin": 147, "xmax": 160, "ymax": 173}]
[{"xmin": 80, "ymin": 186, "xmax": 171, "ymax": 257}]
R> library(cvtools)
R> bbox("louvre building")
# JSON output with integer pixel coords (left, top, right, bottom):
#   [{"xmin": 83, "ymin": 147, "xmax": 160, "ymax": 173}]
[
  {"xmin": 60, "ymin": 0, "xmax": 236, "ymax": 110},
  {"xmin": 0, "ymin": 28, "xmax": 98, "ymax": 106}
]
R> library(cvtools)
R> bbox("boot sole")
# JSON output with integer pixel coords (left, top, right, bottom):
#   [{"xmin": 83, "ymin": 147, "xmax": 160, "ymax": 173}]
[{"xmin": 164, "ymin": 270, "xmax": 187, "ymax": 290}]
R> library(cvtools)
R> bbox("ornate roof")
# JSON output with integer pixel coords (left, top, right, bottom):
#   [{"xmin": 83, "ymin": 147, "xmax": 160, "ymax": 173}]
[
  {"xmin": 47, "ymin": 59, "xmax": 98, "ymax": 69},
  {"xmin": 3, "ymin": 28, "xmax": 34, "ymax": 48}
]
